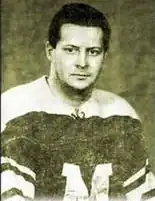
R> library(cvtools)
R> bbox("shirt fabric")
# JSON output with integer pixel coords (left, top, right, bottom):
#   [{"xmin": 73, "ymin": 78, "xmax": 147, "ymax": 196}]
[{"xmin": 1, "ymin": 76, "xmax": 155, "ymax": 201}]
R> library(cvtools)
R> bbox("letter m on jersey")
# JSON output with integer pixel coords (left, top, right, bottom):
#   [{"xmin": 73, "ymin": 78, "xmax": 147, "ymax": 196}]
[{"xmin": 62, "ymin": 163, "xmax": 113, "ymax": 201}]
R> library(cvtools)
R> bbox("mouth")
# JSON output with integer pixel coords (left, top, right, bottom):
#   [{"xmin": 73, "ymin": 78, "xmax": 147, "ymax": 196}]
[{"xmin": 71, "ymin": 73, "xmax": 91, "ymax": 77}]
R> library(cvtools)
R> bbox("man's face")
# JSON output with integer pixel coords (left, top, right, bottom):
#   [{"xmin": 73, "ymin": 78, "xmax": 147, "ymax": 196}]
[{"xmin": 50, "ymin": 24, "xmax": 105, "ymax": 90}]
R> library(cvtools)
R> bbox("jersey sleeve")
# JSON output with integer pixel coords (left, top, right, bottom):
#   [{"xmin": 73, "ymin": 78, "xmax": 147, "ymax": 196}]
[
  {"xmin": 1, "ymin": 118, "xmax": 37, "ymax": 201},
  {"xmin": 122, "ymin": 118, "xmax": 155, "ymax": 201}
]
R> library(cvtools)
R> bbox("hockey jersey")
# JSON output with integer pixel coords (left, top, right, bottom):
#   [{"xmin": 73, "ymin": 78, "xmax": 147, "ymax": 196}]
[{"xmin": 1, "ymin": 76, "xmax": 155, "ymax": 201}]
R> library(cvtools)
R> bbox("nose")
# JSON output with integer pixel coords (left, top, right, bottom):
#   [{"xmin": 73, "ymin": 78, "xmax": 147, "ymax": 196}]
[{"xmin": 76, "ymin": 50, "xmax": 88, "ymax": 69}]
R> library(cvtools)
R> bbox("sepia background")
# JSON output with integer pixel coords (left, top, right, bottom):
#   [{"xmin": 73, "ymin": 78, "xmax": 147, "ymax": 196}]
[{"xmin": 2, "ymin": 0, "xmax": 155, "ymax": 172}]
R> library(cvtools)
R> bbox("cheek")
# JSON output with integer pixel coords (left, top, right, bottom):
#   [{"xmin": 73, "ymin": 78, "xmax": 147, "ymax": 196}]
[
  {"xmin": 89, "ymin": 57, "xmax": 103, "ymax": 72},
  {"xmin": 55, "ymin": 52, "xmax": 76, "ymax": 69},
  {"xmin": 55, "ymin": 56, "xmax": 75, "ymax": 77}
]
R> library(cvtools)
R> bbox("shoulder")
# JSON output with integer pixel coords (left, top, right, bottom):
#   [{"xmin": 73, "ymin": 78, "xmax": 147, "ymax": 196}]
[
  {"xmin": 93, "ymin": 89, "xmax": 140, "ymax": 120},
  {"xmin": 2, "ymin": 76, "xmax": 46, "ymax": 99},
  {"xmin": 1, "ymin": 76, "xmax": 47, "ymax": 132}
]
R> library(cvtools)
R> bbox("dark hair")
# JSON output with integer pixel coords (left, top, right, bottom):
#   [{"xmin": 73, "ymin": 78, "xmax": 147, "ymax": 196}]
[{"xmin": 48, "ymin": 3, "xmax": 111, "ymax": 53}]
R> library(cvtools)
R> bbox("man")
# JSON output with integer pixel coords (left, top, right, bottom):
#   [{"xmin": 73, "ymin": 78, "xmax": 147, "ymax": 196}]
[{"xmin": 1, "ymin": 3, "xmax": 155, "ymax": 201}]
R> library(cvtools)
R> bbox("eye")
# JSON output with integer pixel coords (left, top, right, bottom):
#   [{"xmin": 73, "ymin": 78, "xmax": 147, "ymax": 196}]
[
  {"xmin": 63, "ymin": 47, "xmax": 78, "ymax": 54},
  {"xmin": 88, "ymin": 49, "xmax": 101, "ymax": 56}
]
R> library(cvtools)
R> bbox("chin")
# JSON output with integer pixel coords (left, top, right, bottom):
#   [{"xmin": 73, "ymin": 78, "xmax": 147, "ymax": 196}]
[{"xmin": 69, "ymin": 82, "xmax": 93, "ymax": 91}]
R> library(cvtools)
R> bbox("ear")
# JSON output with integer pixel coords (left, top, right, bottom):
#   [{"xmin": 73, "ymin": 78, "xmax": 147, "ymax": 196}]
[{"xmin": 45, "ymin": 41, "xmax": 53, "ymax": 61}]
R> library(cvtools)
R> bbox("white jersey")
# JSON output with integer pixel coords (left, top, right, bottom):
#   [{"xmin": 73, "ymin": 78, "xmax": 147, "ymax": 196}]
[
  {"xmin": 1, "ymin": 76, "xmax": 155, "ymax": 201},
  {"xmin": 1, "ymin": 75, "xmax": 140, "ymax": 132}
]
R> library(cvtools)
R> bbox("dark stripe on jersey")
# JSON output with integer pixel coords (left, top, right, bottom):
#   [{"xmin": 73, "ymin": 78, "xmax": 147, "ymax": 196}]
[
  {"xmin": 124, "ymin": 173, "xmax": 146, "ymax": 193},
  {"xmin": 1, "ymin": 163, "xmax": 35, "ymax": 185},
  {"xmin": 124, "ymin": 165, "xmax": 150, "ymax": 193},
  {"xmin": 1, "ymin": 188, "xmax": 33, "ymax": 201},
  {"xmin": 142, "ymin": 188, "xmax": 155, "ymax": 200},
  {"xmin": 145, "ymin": 164, "xmax": 151, "ymax": 174}
]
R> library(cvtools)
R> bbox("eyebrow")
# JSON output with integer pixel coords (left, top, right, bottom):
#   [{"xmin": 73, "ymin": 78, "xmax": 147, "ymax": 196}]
[
  {"xmin": 63, "ymin": 45, "xmax": 103, "ymax": 50},
  {"xmin": 63, "ymin": 45, "xmax": 79, "ymax": 49}
]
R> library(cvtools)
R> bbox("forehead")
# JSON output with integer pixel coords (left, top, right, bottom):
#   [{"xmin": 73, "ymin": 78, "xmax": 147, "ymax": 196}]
[{"xmin": 59, "ymin": 23, "xmax": 103, "ymax": 47}]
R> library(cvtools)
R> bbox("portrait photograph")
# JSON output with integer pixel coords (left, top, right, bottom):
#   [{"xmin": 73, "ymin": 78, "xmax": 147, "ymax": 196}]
[{"xmin": 1, "ymin": 0, "xmax": 155, "ymax": 201}]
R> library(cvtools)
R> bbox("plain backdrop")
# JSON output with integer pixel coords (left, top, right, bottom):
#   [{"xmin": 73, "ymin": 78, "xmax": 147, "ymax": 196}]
[{"xmin": 2, "ymin": 0, "xmax": 155, "ymax": 172}]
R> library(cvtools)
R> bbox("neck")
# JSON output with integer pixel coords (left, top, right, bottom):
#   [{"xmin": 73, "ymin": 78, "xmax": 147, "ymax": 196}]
[{"xmin": 47, "ymin": 76, "xmax": 93, "ymax": 108}]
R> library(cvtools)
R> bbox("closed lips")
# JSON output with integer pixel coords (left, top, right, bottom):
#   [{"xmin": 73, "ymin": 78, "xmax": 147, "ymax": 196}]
[{"xmin": 71, "ymin": 74, "xmax": 90, "ymax": 77}]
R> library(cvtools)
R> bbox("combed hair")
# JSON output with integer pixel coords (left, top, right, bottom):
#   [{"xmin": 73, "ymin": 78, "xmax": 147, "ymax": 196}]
[{"xmin": 48, "ymin": 3, "xmax": 111, "ymax": 52}]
